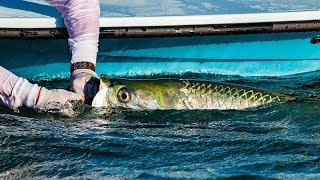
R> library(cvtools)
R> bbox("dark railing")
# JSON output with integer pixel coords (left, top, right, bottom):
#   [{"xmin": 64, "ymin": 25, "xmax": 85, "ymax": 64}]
[{"xmin": 0, "ymin": 20, "xmax": 319, "ymax": 39}]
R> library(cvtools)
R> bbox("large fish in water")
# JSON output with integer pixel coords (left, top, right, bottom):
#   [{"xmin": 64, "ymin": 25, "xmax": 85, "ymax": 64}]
[{"xmin": 92, "ymin": 77, "xmax": 291, "ymax": 110}]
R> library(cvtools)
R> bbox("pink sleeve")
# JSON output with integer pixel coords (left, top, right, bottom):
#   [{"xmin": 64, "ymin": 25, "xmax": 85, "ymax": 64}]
[{"xmin": 46, "ymin": 0, "xmax": 100, "ymax": 65}]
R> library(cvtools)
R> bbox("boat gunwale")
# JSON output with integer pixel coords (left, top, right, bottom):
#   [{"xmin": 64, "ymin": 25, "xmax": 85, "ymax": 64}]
[
  {"xmin": 0, "ymin": 11, "xmax": 320, "ymax": 39},
  {"xmin": 0, "ymin": 20, "xmax": 319, "ymax": 39}
]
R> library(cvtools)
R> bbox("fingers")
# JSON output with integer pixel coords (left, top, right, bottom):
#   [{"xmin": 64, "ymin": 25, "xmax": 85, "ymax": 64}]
[
  {"xmin": 66, "ymin": 90, "xmax": 85, "ymax": 102},
  {"xmin": 35, "ymin": 88, "xmax": 84, "ymax": 112},
  {"xmin": 40, "ymin": 89, "xmax": 85, "ymax": 117},
  {"xmin": 56, "ymin": 89, "xmax": 84, "ymax": 103},
  {"xmin": 70, "ymin": 71, "xmax": 100, "ymax": 105},
  {"xmin": 72, "ymin": 83, "xmax": 85, "ymax": 97}
]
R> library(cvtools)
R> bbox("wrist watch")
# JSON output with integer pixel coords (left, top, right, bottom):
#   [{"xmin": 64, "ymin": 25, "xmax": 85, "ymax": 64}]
[{"xmin": 70, "ymin": 62, "xmax": 96, "ymax": 72}]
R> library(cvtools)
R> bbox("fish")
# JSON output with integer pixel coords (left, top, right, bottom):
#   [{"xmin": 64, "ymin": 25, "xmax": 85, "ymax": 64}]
[{"xmin": 92, "ymin": 77, "xmax": 291, "ymax": 110}]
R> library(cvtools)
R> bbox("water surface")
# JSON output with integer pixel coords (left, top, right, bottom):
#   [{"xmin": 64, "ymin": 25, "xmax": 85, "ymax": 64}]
[
  {"xmin": 1, "ymin": 0, "xmax": 319, "ymax": 18},
  {"xmin": 1, "ymin": 72, "xmax": 320, "ymax": 179}
]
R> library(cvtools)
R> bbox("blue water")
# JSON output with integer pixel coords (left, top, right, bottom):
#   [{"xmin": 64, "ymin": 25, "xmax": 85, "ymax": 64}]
[
  {"xmin": 1, "ymin": 0, "xmax": 320, "ymax": 179},
  {"xmin": 2, "ymin": 0, "xmax": 320, "ymax": 18},
  {"xmin": 1, "ymin": 72, "xmax": 320, "ymax": 179}
]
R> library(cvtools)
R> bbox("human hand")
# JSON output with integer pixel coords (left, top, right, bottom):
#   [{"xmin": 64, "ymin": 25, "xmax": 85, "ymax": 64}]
[
  {"xmin": 35, "ymin": 88, "xmax": 84, "ymax": 116},
  {"xmin": 70, "ymin": 69, "xmax": 100, "ymax": 105}
]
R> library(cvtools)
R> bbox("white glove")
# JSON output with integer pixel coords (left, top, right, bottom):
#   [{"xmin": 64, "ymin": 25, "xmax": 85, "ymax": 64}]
[
  {"xmin": 0, "ymin": 66, "xmax": 85, "ymax": 116},
  {"xmin": 35, "ymin": 88, "xmax": 84, "ymax": 116},
  {"xmin": 70, "ymin": 69, "xmax": 100, "ymax": 105}
]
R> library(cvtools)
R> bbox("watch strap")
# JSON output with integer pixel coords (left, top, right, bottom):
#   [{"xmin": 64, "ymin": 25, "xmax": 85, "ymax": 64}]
[{"xmin": 71, "ymin": 62, "xmax": 96, "ymax": 72}]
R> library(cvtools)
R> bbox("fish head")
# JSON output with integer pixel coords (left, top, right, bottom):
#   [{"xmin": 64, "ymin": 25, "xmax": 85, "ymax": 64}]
[{"xmin": 92, "ymin": 77, "xmax": 161, "ymax": 110}]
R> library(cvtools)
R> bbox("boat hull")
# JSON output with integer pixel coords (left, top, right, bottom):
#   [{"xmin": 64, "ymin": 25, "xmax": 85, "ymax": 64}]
[{"xmin": 1, "ymin": 31, "xmax": 320, "ymax": 79}]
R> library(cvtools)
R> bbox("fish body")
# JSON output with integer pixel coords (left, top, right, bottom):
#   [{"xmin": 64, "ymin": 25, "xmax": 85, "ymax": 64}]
[{"xmin": 92, "ymin": 77, "xmax": 290, "ymax": 110}]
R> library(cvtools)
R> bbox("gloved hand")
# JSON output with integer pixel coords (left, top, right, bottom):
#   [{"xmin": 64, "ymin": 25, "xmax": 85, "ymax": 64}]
[
  {"xmin": 36, "ymin": 88, "xmax": 84, "ymax": 116},
  {"xmin": 0, "ymin": 67, "xmax": 84, "ymax": 116},
  {"xmin": 36, "ymin": 88, "xmax": 83, "ymax": 109},
  {"xmin": 70, "ymin": 69, "xmax": 100, "ymax": 105}
]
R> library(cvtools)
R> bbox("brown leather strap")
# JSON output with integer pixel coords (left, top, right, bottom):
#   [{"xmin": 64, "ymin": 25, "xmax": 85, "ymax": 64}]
[{"xmin": 70, "ymin": 62, "xmax": 96, "ymax": 72}]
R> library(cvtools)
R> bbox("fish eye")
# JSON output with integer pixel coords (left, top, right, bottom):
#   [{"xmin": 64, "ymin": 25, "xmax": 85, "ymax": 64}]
[{"xmin": 117, "ymin": 87, "xmax": 131, "ymax": 103}]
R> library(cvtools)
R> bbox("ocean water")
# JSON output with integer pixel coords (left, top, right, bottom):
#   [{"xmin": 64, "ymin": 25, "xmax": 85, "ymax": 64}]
[
  {"xmin": 1, "ymin": 72, "xmax": 320, "ymax": 179},
  {"xmin": 1, "ymin": 0, "xmax": 320, "ymax": 179},
  {"xmin": 1, "ymin": 0, "xmax": 320, "ymax": 18}
]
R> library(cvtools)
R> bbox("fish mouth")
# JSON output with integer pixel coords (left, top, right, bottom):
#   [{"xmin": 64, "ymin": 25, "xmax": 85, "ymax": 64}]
[
  {"xmin": 92, "ymin": 80, "xmax": 111, "ymax": 108},
  {"xmin": 92, "ymin": 87, "xmax": 109, "ymax": 108}
]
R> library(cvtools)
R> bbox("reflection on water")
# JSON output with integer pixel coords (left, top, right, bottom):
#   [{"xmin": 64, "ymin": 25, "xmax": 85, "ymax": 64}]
[{"xmin": 1, "ymin": 72, "xmax": 320, "ymax": 178}]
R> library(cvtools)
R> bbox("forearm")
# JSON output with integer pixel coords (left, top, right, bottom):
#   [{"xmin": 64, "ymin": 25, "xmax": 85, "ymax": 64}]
[
  {"xmin": 0, "ymin": 66, "xmax": 40, "ymax": 109},
  {"xmin": 46, "ymin": 0, "xmax": 100, "ymax": 65},
  {"xmin": 0, "ymin": 66, "xmax": 83, "ymax": 112}
]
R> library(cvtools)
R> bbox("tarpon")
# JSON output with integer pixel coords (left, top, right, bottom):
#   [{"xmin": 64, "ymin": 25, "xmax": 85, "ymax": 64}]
[{"xmin": 92, "ymin": 77, "xmax": 291, "ymax": 110}]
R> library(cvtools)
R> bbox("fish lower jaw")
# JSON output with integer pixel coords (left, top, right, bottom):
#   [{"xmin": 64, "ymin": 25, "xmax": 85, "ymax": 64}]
[{"xmin": 92, "ymin": 87, "xmax": 110, "ymax": 108}]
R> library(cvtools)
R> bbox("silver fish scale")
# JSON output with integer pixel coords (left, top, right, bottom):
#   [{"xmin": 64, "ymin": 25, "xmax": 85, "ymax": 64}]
[{"xmin": 180, "ymin": 80, "xmax": 281, "ymax": 110}]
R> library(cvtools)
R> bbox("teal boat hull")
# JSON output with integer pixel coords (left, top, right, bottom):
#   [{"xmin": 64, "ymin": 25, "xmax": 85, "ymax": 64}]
[{"xmin": 1, "ymin": 31, "xmax": 320, "ymax": 79}]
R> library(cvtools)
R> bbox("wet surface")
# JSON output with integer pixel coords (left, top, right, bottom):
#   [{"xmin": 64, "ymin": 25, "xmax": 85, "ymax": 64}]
[{"xmin": 1, "ymin": 72, "xmax": 320, "ymax": 178}]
